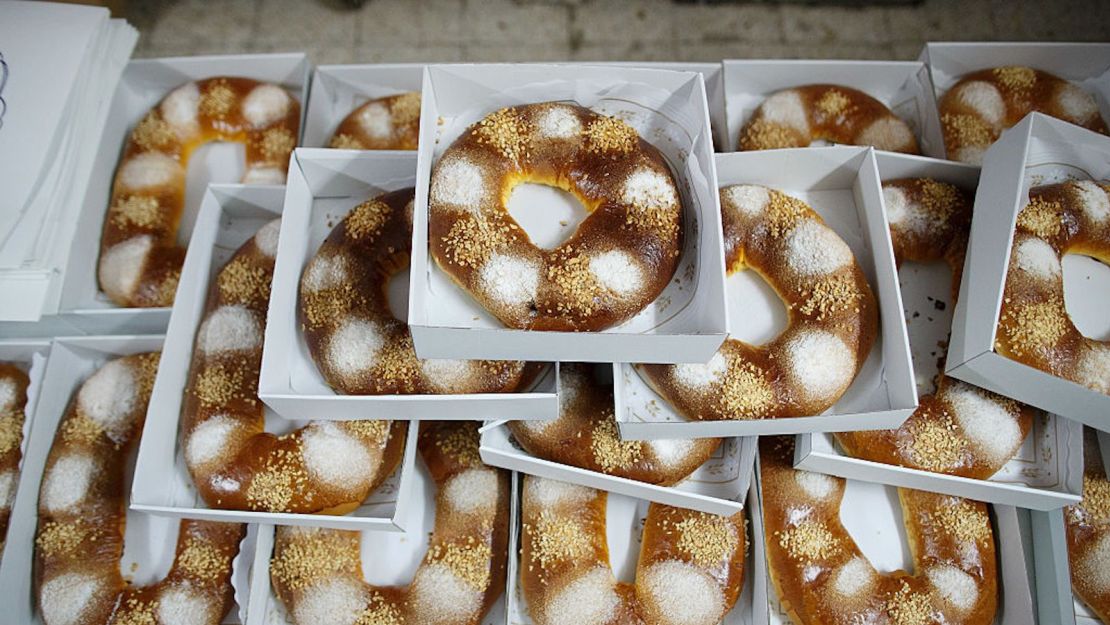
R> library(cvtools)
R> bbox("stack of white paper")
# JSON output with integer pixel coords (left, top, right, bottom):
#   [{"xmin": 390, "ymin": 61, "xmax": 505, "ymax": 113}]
[{"xmin": 0, "ymin": 1, "xmax": 136, "ymax": 321}]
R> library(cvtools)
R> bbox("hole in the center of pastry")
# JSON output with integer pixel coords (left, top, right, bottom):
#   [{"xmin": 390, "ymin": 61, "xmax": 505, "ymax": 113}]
[
  {"xmin": 387, "ymin": 267, "xmax": 410, "ymax": 323},
  {"xmin": 507, "ymin": 182, "xmax": 589, "ymax": 249},
  {"xmin": 605, "ymin": 492, "xmax": 643, "ymax": 584},
  {"xmin": 898, "ymin": 260, "xmax": 954, "ymax": 396},
  {"xmin": 360, "ymin": 455, "xmax": 436, "ymax": 585},
  {"xmin": 1062, "ymin": 253, "xmax": 1110, "ymax": 341},
  {"xmin": 839, "ymin": 479, "xmax": 914, "ymax": 575},
  {"xmin": 726, "ymin": 268, "xmax": 787, "ymax": 346},
  {"xmin": 179, "ymin": 142, "xmax": 247, "ymax": 247}
]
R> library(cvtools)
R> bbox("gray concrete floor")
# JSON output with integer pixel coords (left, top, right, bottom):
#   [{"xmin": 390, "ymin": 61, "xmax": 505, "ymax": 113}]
[{"xmin": 127, "ymin": 0, "xmax": 1110, "ymax": 64}]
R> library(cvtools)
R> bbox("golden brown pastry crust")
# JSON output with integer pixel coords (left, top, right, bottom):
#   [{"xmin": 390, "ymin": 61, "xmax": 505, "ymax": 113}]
[
  {"xmin": 638, "ymin": 184, "xmax": 877, "ymax": 422},
  {"xmin": 836, "ymin": 178, "xmax": 1034, "ymax": 478},
  {"xmin": 1065, "ymin": 428, "xmax": 1110, "ymax": 623},
  {"xmin": 520, "ymin": 475, "xmax": 745, "ymax": 625},
  {"xmin": 940, "ymin": 66, "xmax": 1108, "ymax": 164},
  {"xmin": 0, "ymin": 363, "xmax": 29, "ymax": 558},
  {"xmin": 739, "ymin": 84, "xmax": 920, "ymax": 153},
  {"xmin": 299, "ymin": 188, "xmax": 537, "ymax": 395},
  {"xmin": 996, "ymin": 180, "xmax": 1110, "ymax": 395},
  {"xmin": 35, "ymin": 353, "xmax": 245, "ymax": 625},
  {"xmin": 329, "ymin": 92, "xmax": 421, "ymax": 150},
  {"xmin": 508, "ymin": 363, "xmax": 720, "ymax": 486},
  {"xmin": 760, "ymin": 436, "xmax": 998, "ymax": 625},
  {"xmin": 271, "ymin": 422, "xmax": 510, "ymax": 625},
  {"xmin": 98, "ymin": 76, "xmax": 300, "ymax": 308},
  {"xmin": 428, "ymin": 102, "xmax": 683, "ymax": 332},
  {"xmin": 182, "ymin": 220, "xmax": 406, "ymax": 514}
]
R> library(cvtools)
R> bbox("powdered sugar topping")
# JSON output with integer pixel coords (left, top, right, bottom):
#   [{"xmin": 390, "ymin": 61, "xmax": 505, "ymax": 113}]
[
  {"xmin": 725, "ymin": 184, "xmax": 770, "ymax": 217},
  {"xmin": 795, "ymin": 470, "xmax": 836, "ymax": 500},
  {"xmin": 640, "ymin": 560, "xmax": 724, "ymax": 625},
  {"xmin": 327, "ymin": 319, "xmax": 383, "ymax": 379},
  {"xmin": 254, "ymin": 218, "xmax": 281, "ymax": 258},
  {"xmin": 590, "ymin": 250, "xmax": 643, "ymax": 295},
  {"xmin": 957, "ymin": 81, "xmax": 1005, "ymax": 127},
  {"xmin": 1055, "ymin": 83, "xmax": 1099, "ymax": 125},
  {"xmin": 761, "ymin": 90, "xmax": 809, "ymax": 133},
  {"xmin": 1071, "ymin": 180, "xmax": 1109, "ymax": 224},
  {"xmin": 1014, "ymin": 238, "xmax": 1061, "ymax": 279},
  {"xmin": 0, "ymin": 470, "xmax": 15, "ymax": 509},
  {"xmin": 944, "ymin": 381, "xmax": 1022, "ymax": 464},
  {"xmin": 158, "ymin": 586, "xmax": 211, "ymax": 625},
  {"xmin": 883, "ymin": 185, "xmax": 910, "ymax": 227},
  {"xmin": 857, "ymin": 117, "xmax": 915, "ymax": 151},
  {"xmin": 198, "ymin": 305, "xmax": 260, "ymax": 354},
  {"xmin": 0, "ymin": 376, "xmax": 18, "ymax": 411},
  {"xmin": 622, "ymin": 168, "xmax": 678, "ymax": 211},
  {"xmin": 538, "ymin": 105, "xmax": 582, "ymax": 139},
  {"xmin": 302, "ymin": 421, "xmax": 373, "ymax": 489},
  {"xmin": 77, "ymin": 358, "xmax": 137, "ymax": 442},
  {"xmin": 420, "ymin": 359, "xmax": 475, "ymax": 392},
  {"xmin": 785, "ymin": 220, "xmax": 853, "ymax": 276},
  {"xmin": 1078, "ymin": 532, "xmax": 1110, "ymax": 592},
  {"xmin": 42, "ymin": 453, "xmax": 95, "ymax": 513},
  {"xmin": 954, "ymin": 145, "xmax": 986, "ymax": 166},
  {"xmin": 480, "ymin": 253, "xmax": 539, "ymax": 306},
  {"xmin": 927, "ymin": 565, "xmax": 979, "ymax": 612},
  {"xmin": 444, "ymin": 468, "xmax": 498, "ymax": 515},
  {"xmin": 649, "ymin": 438, "xmax": 696, "ymax": 468},
  {"xmin": 161, "ymin": 82, "xmax": 200, "ymax": 138},
  {"xmin": 119, "ymin": 152, "xmax": 181, "ymax": 189},
  {"xmin": 99, "ymin": 236, "xmax": 153, "ymax": 300},
  {"xmin": 411, "ymin": 563, "xmax": 481, "ymax": 622},
  {"xmin": 432, "ymin": 158, "xmax": 486, "ymax": 212},
  {"xmin": 1076, "ymin": 344, "xmax": 1110, "ymax": 394},
  {"xmin": 357, "ymin": 102, "xmax": 393, "ymax": 139},
  {"xmin": 302, "ymin": 253, "xmax": 350, "ymax": 293},
  {"xmin": 832, "ymin": 557, "xmax": 874, "ymax": 597},
  {"xmin": 292, "ymin": 578, "xmax": 368, "ymax": 625},
  {"xmin": 242, "ymin": 166, "xmax": 286, "ymax": 185},
  {"xmin": 242, "ymin": 84, "xmax": 291, "ymax": 129},
  {"xmin": 40, "ymin": 572, "xmax": 101, "ymax": 625},
  {"xmin": 673, "ymin": 352, "xmax": 728, "ymax": 388},
  {"xmin": 785, "ymin": 330, "xmax": 854, "ymax": 400},
  {"xmin": 544, "ymin": 566, "xmax": 619, "ymax": 625},
  {"xmin": 186, "ymin": 414, "xmax": 238, "ymax": 469},
  {"xmin": 526, "ymin": 476, "xmax": 593, "ymax": 508}
]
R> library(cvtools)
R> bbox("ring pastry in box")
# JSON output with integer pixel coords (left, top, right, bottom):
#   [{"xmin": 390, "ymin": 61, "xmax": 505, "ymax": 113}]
[
  {"xmin": 0, "ymin": 339, "xmax": 49, "ymax": 562},
  {"xmin": 56, "ymin": 53, "xmax": 310, "ymax": 336},
  {"xmin": 616, "ymin": 147, "xmax": 916, "ymax": 439},
  {"xmin": 259, "ymin": 148, "xmax": 557, "ymax": 421},
  {"xmin": 722, "ymin": 59, "xmax": 945, "ymax": 156},
  {"xmin": 302, "ymin": 63, "xmax": 424, "ymax": 150},
  {"xmin": 946, "ymin": 113, "xmax": 1110, "ymax": 431},
  {"xmin": 796, "ymin": 151, "xmax": 1084, "ymax": 510},
  {"xmin": 481, "ymin": 362, "xmax": 755, "ymax": 517},
  {"xmin": 134, "ymin": 184, "xmax": 417, "ymax": 531},
  {"xmin": 409, "ymin": 63, "xmax": 727, "ymax": 364}
]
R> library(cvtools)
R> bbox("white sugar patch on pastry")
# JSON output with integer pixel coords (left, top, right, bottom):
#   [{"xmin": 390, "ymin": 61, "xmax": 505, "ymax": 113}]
[
  {"xmin": 517, "ymin": 418, "xmax": 555, "ymax": 435},
  {"xmin": 832, "ymin": 556, "xmax": 874, "ymax": 597},
  {"xmin": 420, "ymin": 359, "xmax": 475, "ymax": 392},
  {"xmin": 327, "ymin": 318, "xmax": 383, "ymax": 379},
  {"xmin": 590, "ymin": 250, "xmax": 643, "ymax": 295},
  {"xmin": 725, "ymin": 184, "xmax": 770, "ymax": 217},
  {"xmin": 795, "ymin": 470, "xmax": 836, "ymax": 500},
  {"xmin": 640, "ymin": 560, "xmax": 724, "ymax": 625},
  {"xmin": 40, "ymin": 572, "xmax": 101, "ymax": 625},
  {"xmin": 302, "ymin": 421, "xmax": 373, "ymax": 489},
  {"xmin": 544, "ymin": 566, "xmax": 619, "ymax": 625},
  {"xmin": 303, "ymin": 253, "xmax": 350, "ymax": 293},
  {"xmin": 0, "ymin": 377, "xmax": 17, "ymax": 412},
  {"xmin": 1071, "ymin": 180, "xmax": 1110, "ymax": 224},
  {"xmin": 242, "ymin": 84, "xmax": 291, "ymax": 128},
  {"xmin": 411, "ymin": 563, "xmax": 481, "ymax": 622},
  {"xmin": 43, "ymin": 453, "xmax": 95, "ymax": 513},
  {"xmin": 242, "ymin": 166, "xmax": 286, "ymax": 185},
  {"xmin": 357, "ymin": 102, "xmax": 393, "ymax": 139},
  {"xmin": 198, "ymin": 305, "xmax": 260, "ymax": 354},
  {"xmin": 99, "ymin": 235, "xmax": 153, "ymax": 300},
  {"xmin": 538, "ymin": 105, "xmax": 582, "ymax": 139},
  {"xmin": 77, "ymin": 358, "xmax": 137, "ymax": 441},
  {"xmin": 857, "ymin": 116, "xmax": 915, "ymax": 151},
  {"xmin": 253, "ymin": 218, "xmax": 281, "ymax": 258},
  {"xmin": 927, "ymin": 565, "xmax": 979, "ymax": 612},
  {"xmin": 945, "ymin": 381, "xmax": 1022, "ymax": 464},
  {"xmin": 954, "ymin": 145, "xmax": 986, "ymax": 166},
  {"xmin": 559, "ymin": 366, "xmax": 585, "ymax": 408},
  {"xmin": 1076, "ymin": 344, "xmax": 1110, "ymax": 394},
  {"xmin": 1079, "ymin": 532, "xmax": 1110, "ymax": 592},
  {"xmin": 432, "ymin": 158, "xmax": 486, "ymax": 211},
  {"xmin": 785, "ymin": 220, "xmax": 853, "ymax": 276},
  {"xmin": 293, "ymin": 578, "xmax": 369, "ymax": 625},
  {"xmin": 186, "ymin": 414, "xmax": 238, "ymax": 469},
  {"xmin": 883, "ymin": 185, "xmax": 910, "ymax": 227},
  {"xmin": 526, "ymin": 476, "xmax": 593, "ymax": 508},
  {"xmin": 957, "ymin": 81, "xmax": 1005, "ymax": 127},
  {"xmin": 649, "ymin": 439, "xmax": 695, "ymax": 469},
  {"xmin": 622, "ymin": 168, "xmax": 678, "ymax": 211},
  {"xmin": 761, "ymin": 90, "xmax": 809, "ymax": 134},
  {"xmin": 119, "ymin": 152, "xmax": 182, "ymax": 189},
  {"xmin": 1014, "ymin": 238, "xmax": 1061, "ymax": 279},
  {"xmin": 161, "ymin": 82, "xmax": 200, "ymax": 138},
  {"xmin": 673, "ymin": 352, "xmax": 727, "ymax": 388},
  {"xmin": 158, "ymin": 586, "xmax": 211, "ymax": 625},
  {"xmin": 1055, "ymin": 83, "xmax": 1100, "ymax": 125},
  {"xmin": 444, "ymin": 468, "xmax": 498, "ymax": 515},
  {"xmin": 0, "ymin": 470, "xmax": 15, "ymax": 509},
  {"xmin": 480, "ymin": 253, "xmax": 539, "ymax": 307},
  {"xmin": 785, "ymin": 331, "xmax": 854, "ymax": 400}
]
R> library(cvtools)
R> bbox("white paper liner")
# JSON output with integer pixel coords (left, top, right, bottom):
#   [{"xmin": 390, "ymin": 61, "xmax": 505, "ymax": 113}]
[{"xmin": 231, "ymin": 523, "xmax": 259, "ymax": 624}]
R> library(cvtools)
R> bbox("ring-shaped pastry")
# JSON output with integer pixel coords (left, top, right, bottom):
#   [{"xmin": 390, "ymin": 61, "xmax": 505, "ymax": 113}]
[
  {"xmin": 329, "ymin": 92, "xmax": 421, "ymax": 150},
  {"xmin": 1065, "ymin": 428, "xmax": 1110, "ymax": 623}
]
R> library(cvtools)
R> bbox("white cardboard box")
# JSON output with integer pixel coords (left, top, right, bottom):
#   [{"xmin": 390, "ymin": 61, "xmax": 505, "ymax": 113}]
[
  {"xmin": 0, "ymin": 335, "xmax": 256, "ymax": 624},
  {"xmin": 54, "ymin": 53, "xmax": 311, "ymax": 336},
  {"xmin": 302, "ymin": 63, "xmax": 424, "ymax": 148},
  {"xmin": 795, "ymin": 151, "xmax": 1084, "ymax": 510},
  {"xmin": 244, "ymin": 471, "xmax": 516, "ymax": 625},
  {"xmin": 721, "ymin": 60, "xmax": 945, "ymax": 157},
  {"xmin": 752, "ymin": 450, "xmax": 1035, "ymax": 625},
  {"xmin": 258, "ymin": 148, "xmax": 558, "ymax": 421},
  {"xmin": 921, "ymin": 42, "xmax": 1110, "ymax": 160},
  {"xmin": 946, "ymin": 113, "xmax": 1110, "ymax": 431},
  {"xmin": 1028, "ymin": 507, "xmax": 1101, "ymax": 625},
  {"xmin": 615, "ymin": 147, "xmax": 916, "ymax": 439},
  {"xmin": 132, "ymin": 184, "xmax": 418, "ymax": 530},
  {"xmin": 408, "ymin": 63, "xmax": 728, "ymax": 364},
  {"xmin": 506, "ymin": 475, "xmax": 761, "ymax": 625}
]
